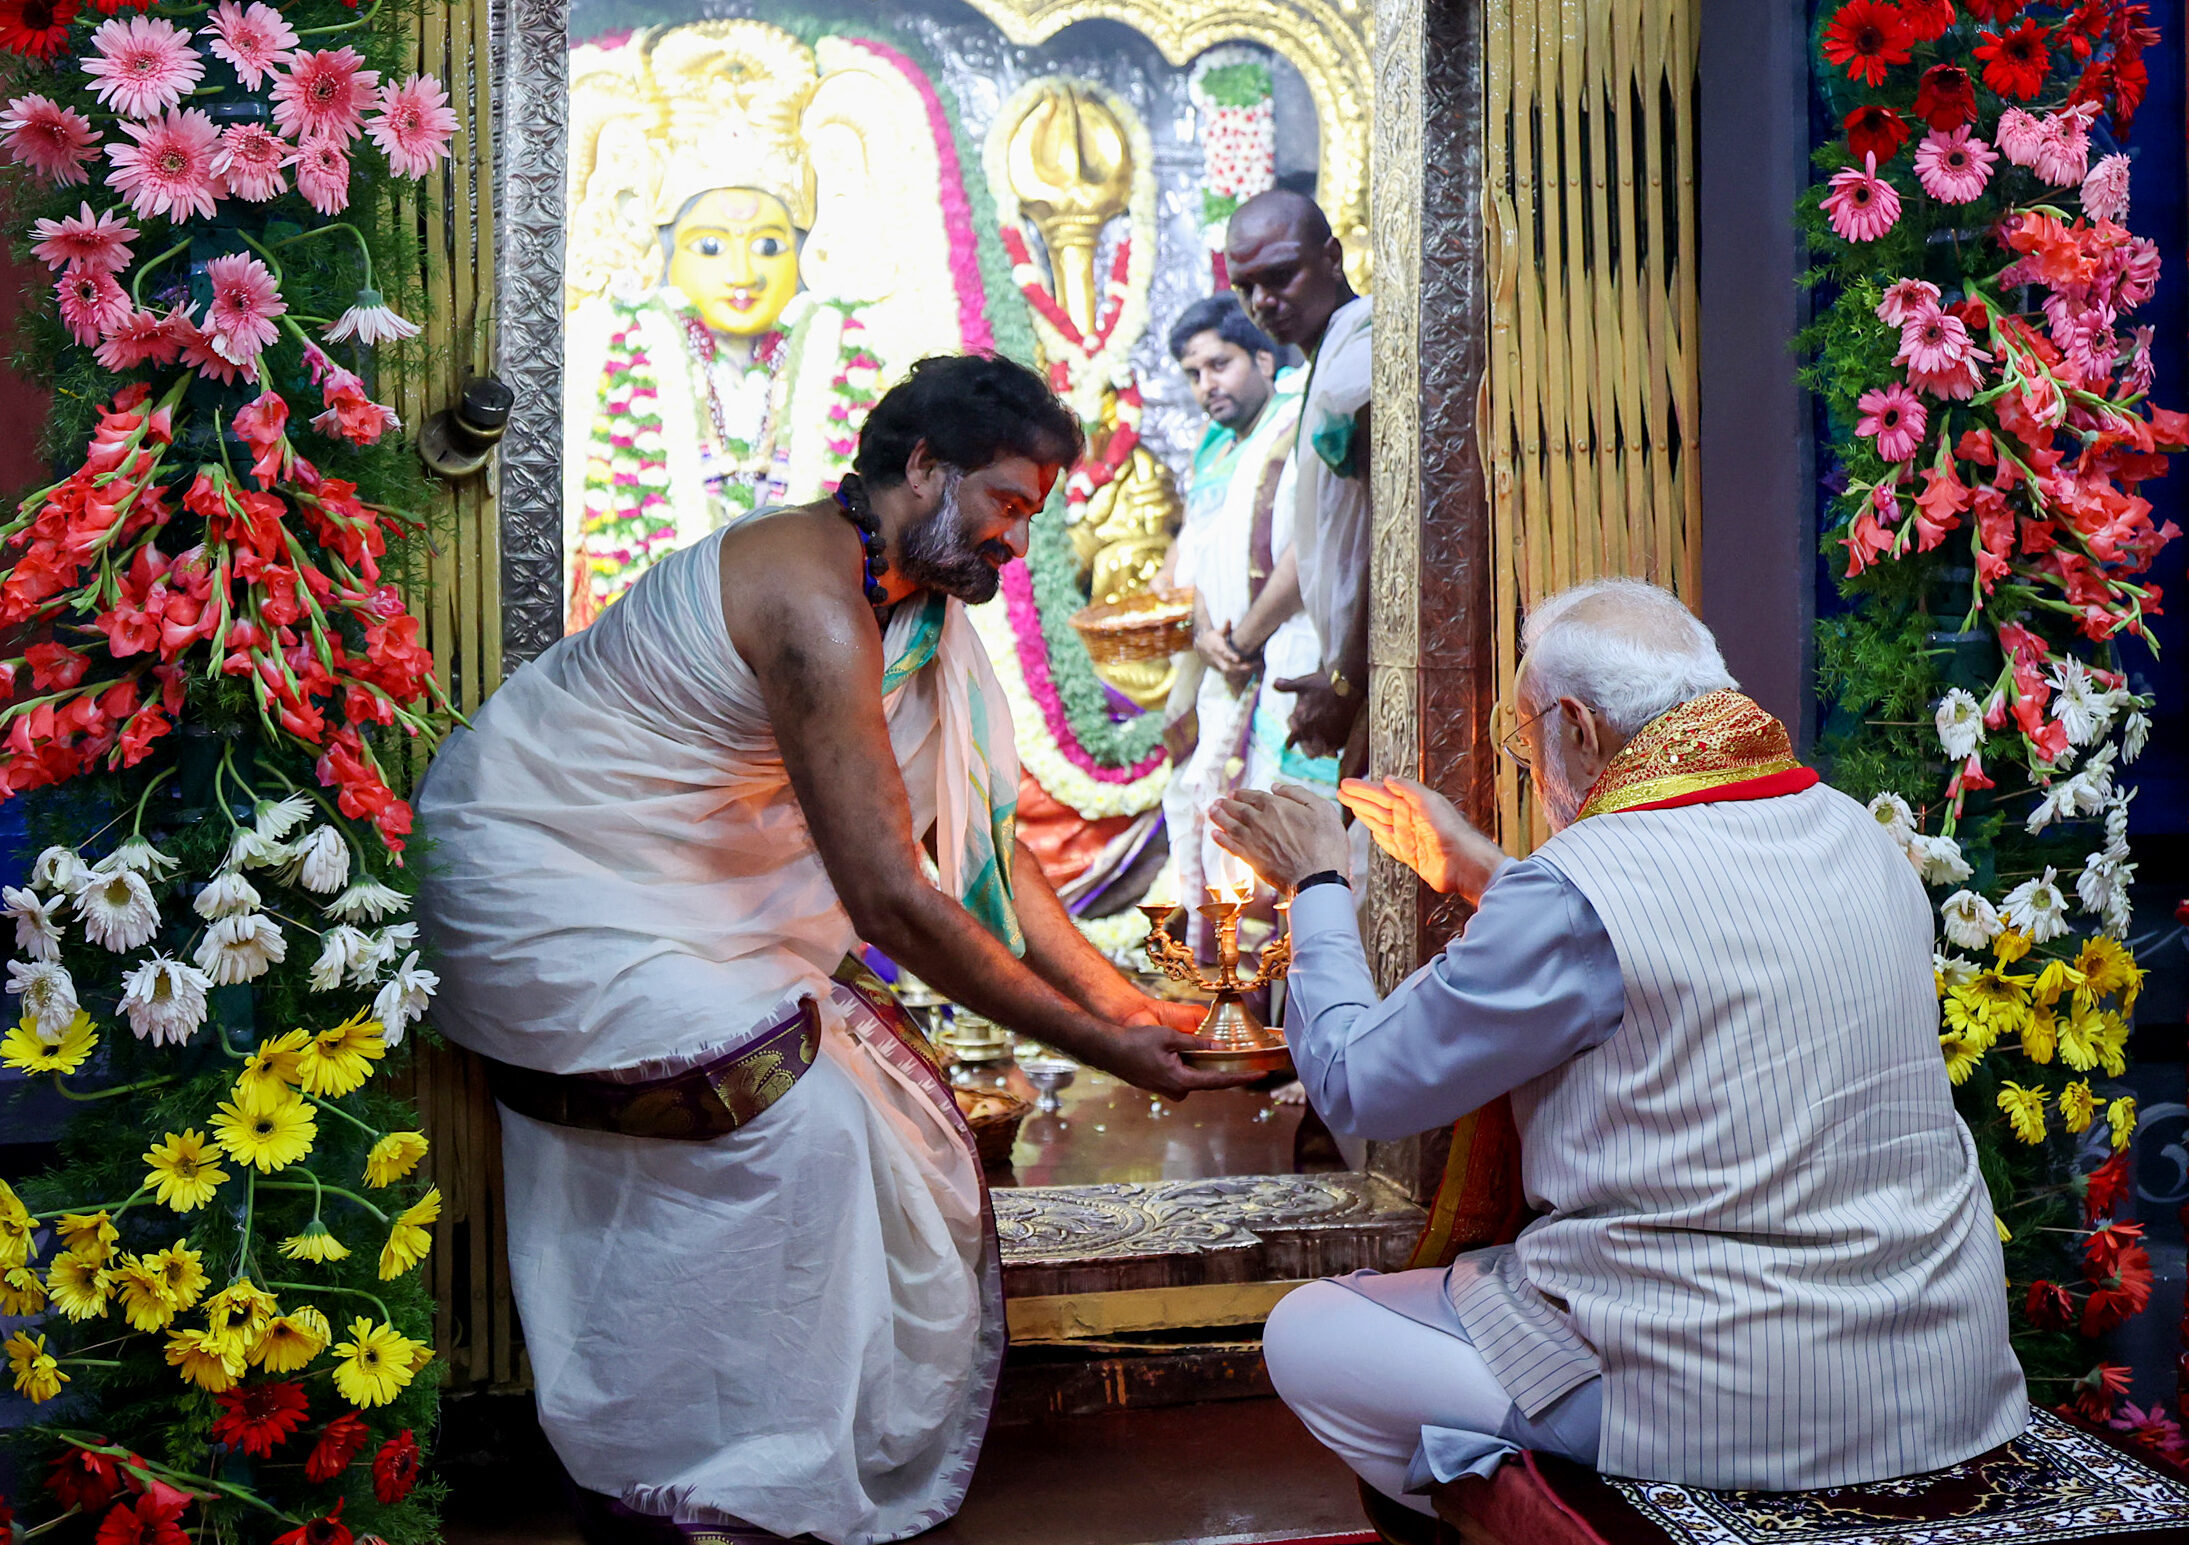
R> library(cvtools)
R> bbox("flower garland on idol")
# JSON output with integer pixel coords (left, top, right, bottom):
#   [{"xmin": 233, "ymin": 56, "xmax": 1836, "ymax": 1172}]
[
  {"xmin": 1804, "ymin": 0, "xmax": 2182, "ymax": 1452},
  {"xmin": 0, "ymin": 0, "xmax": 455, "ymax": 1534},
  {"xmin": 1188, "ymin": 49, "xmax": 1277, "ymax": 289}
]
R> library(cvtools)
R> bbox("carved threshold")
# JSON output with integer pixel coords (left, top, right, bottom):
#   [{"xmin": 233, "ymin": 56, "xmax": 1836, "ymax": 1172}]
[{"xmin": 995, "ymin": 1172, "xmax": 1426, "ymax": 1336}]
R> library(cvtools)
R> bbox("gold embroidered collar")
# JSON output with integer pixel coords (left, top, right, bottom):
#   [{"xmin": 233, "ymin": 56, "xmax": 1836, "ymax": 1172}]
[{"xmin": 1575, "ymin": 690, "xmax": 1807, "ymax": 821}]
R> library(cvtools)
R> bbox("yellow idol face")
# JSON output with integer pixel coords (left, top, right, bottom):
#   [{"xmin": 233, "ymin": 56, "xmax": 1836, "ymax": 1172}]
[{"xmin": 665, "ymin": 187, "xmax": 800, "ymax": 337}]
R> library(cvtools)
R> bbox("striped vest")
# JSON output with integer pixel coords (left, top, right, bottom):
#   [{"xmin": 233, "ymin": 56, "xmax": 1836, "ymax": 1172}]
[{"xmin": 1450, "ymin": 782, "xmax": 2028, "ymax": 1487}]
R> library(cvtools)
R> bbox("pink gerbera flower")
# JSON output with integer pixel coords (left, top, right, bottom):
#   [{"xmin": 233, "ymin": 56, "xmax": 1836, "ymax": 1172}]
[
  {"xmin": 1913, "ymin": 128, "xmax": 1996, "ymax": 204},
  {"xmin": 94, "ymin": 307, "xmax": 181, "ymax": 372},
  {"xmin": 0, "ymin": 94, "xmax": 99, "ymax": 185},
  {"xmin": 1906, "ymin": 349, "xmax": 1990, "ymax": 402},
  {"xmin": 56, "ymin": 267, "xmax": 130, "ymax": 346},
  {"xmin": 106, "ymin": 108, "xmax": 222, "ymax": 221},
  {"xmin": 2123, "ymin": 325, "xmax": 2155, "ymax": 397},
  {"xmin": 1994, "ymin": 106, "xmax": 2044, "ymax": 168},
  {"xmin": 364, "ymin": 74, "xmax": 456, "ymax": 178},
  {"xmin": 29, "ymin": 202, "xmax": 137, "ymax": 273},
  {"xmin": 1821, "ymin": 155, "xmax": 1901, "ymax": 242},
  {"xmin": 1875, "ymin": 278, "xmax": 1941, "ymax": 327},
  {"xmin": 201, "ymin": 0, "xmax": 296, "ymax": 91},
  {"xmin": 292, "ymin": 133, "xmax": 351, "ymax": 215},
  {"xmin": 213, "ymin": 122, "xmax": 289, "ymax": 201},
  {"xmin": 202, "ymin": 251, "xmax": 286, "ymax": 367},
  {"xmin": 1897, "ymin": 305, "xmax": 1975, "ymax": 377},
  {"xmin": 1856, "ymin": 382, "xmax": 1928, "ymax": 463},
  {"xmin": 2030, "ymin": 105, "xmax": 2095, "ymax": 188},
  {"xmin": 166, "ymin": 304, "xmax": 248, "ymax": 385},
  {"xmin": 2082, "ymin": 153, "xmax": 2131, "ymax": 224},
  {"xmin": 82, "ymin": 15, "xmax": 205, "ymax": 120},
  {"xmin": 270, "ymin": 48, "xmax": 380, "ymax": 144}
]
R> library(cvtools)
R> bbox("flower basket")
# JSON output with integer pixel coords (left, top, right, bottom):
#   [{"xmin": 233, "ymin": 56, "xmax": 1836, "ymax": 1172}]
[
  {"xmin": 954, "ymin": 1087, "xmax": 1031, "ymax": 1170},
  {"xmin": 1069, "ymin": 589, "xmax": 1194, "ymax": 666}
]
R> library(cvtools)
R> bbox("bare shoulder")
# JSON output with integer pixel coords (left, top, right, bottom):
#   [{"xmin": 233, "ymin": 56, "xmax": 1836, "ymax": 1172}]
[{"xmin": 717, "ymin": 502, "xmax": 869, "ymax": 666}]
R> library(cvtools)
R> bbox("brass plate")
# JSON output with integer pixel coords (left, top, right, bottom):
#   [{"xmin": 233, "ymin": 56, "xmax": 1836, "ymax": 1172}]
[{"xmin": 1181, "ymin": 1045, "xmax": 1293, "ymax": 1076}]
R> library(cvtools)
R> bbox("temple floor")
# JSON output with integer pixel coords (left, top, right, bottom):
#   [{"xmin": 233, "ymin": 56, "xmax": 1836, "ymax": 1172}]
[
  {"xmin": 441, "ymin": 1394, "xmax": 1366, "ymax": 1545},
  {"xmin": 976, "ymin": 1060, "xmax": 1313, "ymax": 1185}
]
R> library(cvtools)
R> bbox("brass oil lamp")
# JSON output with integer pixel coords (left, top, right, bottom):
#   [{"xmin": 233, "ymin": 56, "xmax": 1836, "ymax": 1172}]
[{"xmin": 1137, "ymin": 887, "xmax": 1293, "ymax": 1075}]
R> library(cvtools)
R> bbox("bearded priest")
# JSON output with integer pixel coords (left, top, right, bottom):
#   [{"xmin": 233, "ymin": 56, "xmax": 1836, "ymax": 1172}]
[
  {"xmin": 1210, "ymin": 578, "xmax": 2025, "ymax": 1527},
  {"xmin": 418, "ymin": 355, "xmax": 1253, "ymax": 1545}
]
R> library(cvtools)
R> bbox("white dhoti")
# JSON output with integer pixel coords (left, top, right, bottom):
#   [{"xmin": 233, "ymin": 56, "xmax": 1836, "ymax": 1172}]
[{"xmin": 417, "ymin": 519, "xmax": 1021, "ymax": 1543}]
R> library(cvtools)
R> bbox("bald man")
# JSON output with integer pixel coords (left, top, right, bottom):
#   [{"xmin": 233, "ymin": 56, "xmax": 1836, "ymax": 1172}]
[{"xmin": 1224, "ymin": 191, "xmax": 1372, "ymax": 767}]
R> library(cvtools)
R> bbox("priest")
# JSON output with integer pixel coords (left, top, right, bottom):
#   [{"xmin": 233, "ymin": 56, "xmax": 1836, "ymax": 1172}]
[
  {"xmin": 1211, "ymin": 578, "xmax": 2026, "ymax": 1529},
  {"xmin": 418, "ymin": 354, "xmax": 1252, "ymax": 1545}
]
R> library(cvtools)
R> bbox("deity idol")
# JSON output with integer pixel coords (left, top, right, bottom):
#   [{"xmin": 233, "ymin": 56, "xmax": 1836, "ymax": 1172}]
[{"xmin": 562, "ymin": 21, "xmax": 982, "ymax": 627}]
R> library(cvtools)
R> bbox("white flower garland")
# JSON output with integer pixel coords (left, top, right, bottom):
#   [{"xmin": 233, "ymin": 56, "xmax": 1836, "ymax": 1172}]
[
  {"xmin": 1075, "ymin": 904, "xmax": 1153, "ymax": 967},
  {"xmin": 968, "ymin": 593, "xmax": 1169, "ymax": 819},
  {"xmin": 983, "ymin": 76, "xmax": 1160, "ymax": 423}
]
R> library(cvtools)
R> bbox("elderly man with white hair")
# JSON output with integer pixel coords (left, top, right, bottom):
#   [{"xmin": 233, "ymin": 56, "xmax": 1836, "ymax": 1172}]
[{"xmin": 1211, "ymin": 578, "xmax": 2025, "ymax": 1533}]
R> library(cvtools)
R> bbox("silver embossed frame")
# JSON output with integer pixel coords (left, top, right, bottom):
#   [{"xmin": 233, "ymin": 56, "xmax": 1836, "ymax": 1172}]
[{"xmin": 492, "ymin": 0, "xmax": 571, "ymax": 667}]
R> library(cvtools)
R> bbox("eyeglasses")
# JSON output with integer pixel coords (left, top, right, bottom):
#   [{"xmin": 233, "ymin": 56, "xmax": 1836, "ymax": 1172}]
[{"xmin": 1499, "ymin": 702, "xmax": 1555, "ymax": 771}]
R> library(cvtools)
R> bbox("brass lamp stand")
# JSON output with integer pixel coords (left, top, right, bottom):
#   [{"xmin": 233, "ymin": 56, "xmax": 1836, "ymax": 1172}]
[{"xmin": 1137, "ymin": 896, "xmax": 1293, "ymax": 1075}]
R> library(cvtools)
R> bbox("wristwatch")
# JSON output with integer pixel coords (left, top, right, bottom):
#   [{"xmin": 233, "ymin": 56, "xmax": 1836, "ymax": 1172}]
[{"xmin": 1327, "ymin": 667, "xmax": 1354, "ymax": 698}]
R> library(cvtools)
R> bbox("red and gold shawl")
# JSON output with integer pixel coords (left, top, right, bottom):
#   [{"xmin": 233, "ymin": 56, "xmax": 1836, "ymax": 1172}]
[{"xmin": 1574, "ymin": 688, "xmax": 1816, "ymax": 821}]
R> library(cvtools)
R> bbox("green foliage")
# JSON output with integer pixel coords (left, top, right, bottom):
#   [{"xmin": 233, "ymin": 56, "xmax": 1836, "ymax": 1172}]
[{"xmin": 1193, "ymin": 60, "xmax": 1272, "ymax": 109}]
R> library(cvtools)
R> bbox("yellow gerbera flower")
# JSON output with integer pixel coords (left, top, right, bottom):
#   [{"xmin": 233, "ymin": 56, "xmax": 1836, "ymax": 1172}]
[
  {"xmin": 203, "ymin": 1278, "xmax": 279, "ymax": 1354},
  {"xmin": 2094, "ymin": 1012, "xmax": 2130, "ymax": 1079},
  {"xmin": 235, "ymin": 1028, "xmax": 312, "ymax": 1107},
  {"xmin": 2107, "ymin": 1096, "xmax": 2137, "ymax": 1154},
  {"xmin": 210, "ymin": 1093, "xmax": 316, "ymax": 1173},
  {"xmin": 296, "ymin": 1010, "xmax": 386, "ymax": 1099},
  {"xmin": 1996, "ymin": 1082, "xmax": 2047, "ymax": 1145},
  {"xmin": 2060, "ymin": 1080, "xmax": 2097, "ymax": 1134},
  {"xmin": 2074, "ymin": 936, "xmax": 2141, "ymax": 1003},
  {"xmin": 378, "ymin": 1187, "xmax": 441, "ymax": 1281},
  {"xmin": 2020, "ymin": 1002, "xmax": 2057, "ymax": 1064},
  {"xmin": 0, "ymin": 1008, "xmax": 96, "ymax": 1074},
  {"xmin": 0, "ymin": 1178, "xmax": 33, "ymax": 1269},
  {"xmin": 109, "ymin": 1254, "xmax": 179, "ymax": 1332},
  {"xmin": 251, "ymin": 1307, "xmax": 331, "ymax": 1373},
  {"xmin": 278, "ymin": 1221, "xmax": 351, "ymax": 1263},
  {"xmin": 1962, "ymin": 969, "xmax": 2032, "ymax": 1032},
  {"xmin": 362, "ymin": 1131, "xmax": 429, "ymax": 1189},
  {"xmin": 163, "ymin": 1326, "xmax": 244, "ymax": 1392},
  {"xmin": 5, "ymin": 1329, "xmax": 65, "ymax": 1402},
  {"xmin": 143, "ymin": 1129, "xmax": 229, "ymax": 1212},
  {"xmin": 55, "ymin": 1210, "xmax": 117, "ymax": 1263},
  {"xmin": 146, "ymin": 1240, "xmax": 208, "ymax": 1312},
  {"xmin": 1992, "ymin": 929, "xmax": 2033, "ymax": 965},
  {"xmin": 2055, "ymin": 1004, "xmax": 2102, "ymax": 1073},
  {"xmin": 0, "ymin": 1265, "xmax": 46, "ymax": 1316},
  {"xmin": 45, "ymin": 1251, "xmax": 110, "ymax": 1320},
  {"xmin": 1995, "ymin": 1215, "xmax": 2013, "ymax": 1244},
  {"xmin": 332, "ymin": 1316, "xmax": 425, "ymax": 1407},
  {"xmin": 1941, "ymin": 990, "xmax": 2002, "ymax": 1052},
  {"xmin": 1940, "ymin": 1031, "xmax": 1984, "ymax": 1085},
  {"xmin": 2029, "ymin": 959, "xmax": 2084, "ymax": 1009}
]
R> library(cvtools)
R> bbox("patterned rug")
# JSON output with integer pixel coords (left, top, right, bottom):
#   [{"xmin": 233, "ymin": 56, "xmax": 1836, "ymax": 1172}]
[{"xmin": 1443, "ymin": 1409, "xmax": 2189, "ymax": 1545}]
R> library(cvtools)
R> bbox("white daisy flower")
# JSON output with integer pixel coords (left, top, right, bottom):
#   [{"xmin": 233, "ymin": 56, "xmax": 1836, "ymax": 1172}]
[
  {"xmin": 98, "ymin": 835, "xmax": 179, "ymax": 879},
  {"xmin": 372, "ymin": 951, "xmax": 438, "ymax": 1046},
  {"xmin": 323, "ymin": 290, "xmax": 421, "ymax": 347},
  {"xmin": 1934, "ymin": 689, "xmax": 1986, "ymax": 761},
  {"xmin": 118, "ymin": 954, "xmax": 213, "ymax": 1047},
  {"xmin": 1867, "ymin": 792, "xmax": 1917, "ymax": 848},
  {"xmin": 193, "ymin": 912, "xmax": 287, "ymax": 985},
  {"xmin": 2122, "ymin": 710, "xmax": 2150, "ymax": 762},
  {"xmin": 2102, "ymin": 892, "xmax": 2132, "ymax": 940},
  {"xmin": 2048, "ymin": 659, "xmax": 2105, "ymax": 746},
  {"xmin": 2001, "ymin": 867, "xmax": 2070, "ymax": 944},
  {"xmin": 2025, "ymin": 780, "xmax": 2077, "ymax": 836},
  {"xmin": 72, "ymin": 868, "xmax": 161, "ymax": 953},
  {"xmin": 362, "ymin": 922, "xmax": 419, "ymax": 975},
  {"xmin": 193, "ymin": 870, "xmax": 262, "ymax": 921},
  {"xmin": 7, "ymin": 959, "xmax": 79, "ymax": 1039},
  {"xmin": 325, "ymin": 878, "xmax": 410, "ymax": 924},
  {"xmin": 1934, "ymin": 952, "xmax": 1981, "ymax": 990},
  {"xmin": 308, "ymin": 925, "xmax": 374, "ymax": 993},
  {"xmin": 1939, "ymin": 890, "xmax": 2002, "ymax": 951},
  {"xmin": 3, "ymin": 886, "xmax": 63, "ymax": 962},
  {"xmin": 2076, "ymin": 841, "xmax": 2133, "ymax": 920},
  {"xmin": 30, "ymin": 846, "xmax": 90, "ymax": 894},
  {"xmin": 2105, "ymin": 791, "xmax": 2134, "ymax": 848},
  {"xmin": 252, "ymin": 795, "xmax": 314, "ymax": 843},
  {"xmin": 1912, "ymin": 834, "xmax": 1973, "ymax": 887},
  {"xmin": 225, "ymin": 828, "xmax": 294, "ymax": 872},
  {"xmin": 287, "ymin": 826, "xmax": 350, "ymax": 896}
]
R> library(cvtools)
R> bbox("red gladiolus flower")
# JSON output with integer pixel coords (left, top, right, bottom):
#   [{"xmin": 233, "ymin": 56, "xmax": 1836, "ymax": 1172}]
[
  {"xmin": 0, "ymin": 0, "xmax": 80, "ymax": 57},
  {"xmin": 2071, "ymin": 1361, "xmax": 2132, "ymax": 1422},
  {"xmin": 1823, "ymin": 1, "xmax": 1913, "ymax": 87},
  {"xmin": 1844, "ymin": 105, "xmax": 1911, "ymax": 164},
  {"xmin": 372, "ymin": 1429, "xmax": 420, "ymax": 1504},
  {"xmin": 305, "ymin": 1413, "xmax": 371, "ymax": 1484},
  {"xmin": 1912, "ymin": 64, "xmax": 1977, "ymax": 130},
  {"xmin": 211, "ymin": 1381, "xmax": 311, "ymax": 1457},
  {"xmin": 1976, "ymin": 19, "xmax": 2050, "ymax": 99},
  {"xmin": 272, "ymin": 1499, "xmax": 351, "ymax": 1545},
  {"xmin": 2025, "ymin": 1279, "xmax": 2075, "ymax": 1332},
  {"xmin": 94, "ymin": 1494, "xmax": 189, "ymax": 1545},
  {"xmin": 47, "ymin": 1446, "xmax": 129, "ymax": 1513}
]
